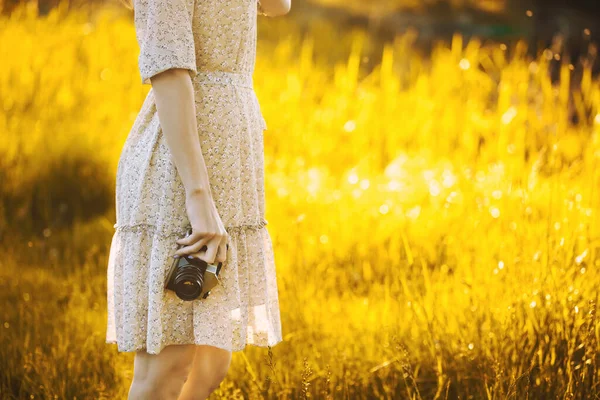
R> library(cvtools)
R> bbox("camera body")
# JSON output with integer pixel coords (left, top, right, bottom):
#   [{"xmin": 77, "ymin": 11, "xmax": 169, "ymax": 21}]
[{"xmin": 164, "ymin": 229, "xmax": 224, "ymax": 301}]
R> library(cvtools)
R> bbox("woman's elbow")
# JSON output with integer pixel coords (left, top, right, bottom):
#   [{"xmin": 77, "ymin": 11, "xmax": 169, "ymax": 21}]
[
  {"xmin": 278, "ymin": 0, "xmax": 291, "ymax": 15},
  {"xmin": 264, "ymin": 0, "xmax": 291, "ymax": 16}
]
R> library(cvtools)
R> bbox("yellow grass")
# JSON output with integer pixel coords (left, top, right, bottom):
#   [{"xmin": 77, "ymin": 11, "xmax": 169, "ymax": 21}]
[{"xmin": 0, "ymin": 2, "xmax": 599, "ymax": 399}]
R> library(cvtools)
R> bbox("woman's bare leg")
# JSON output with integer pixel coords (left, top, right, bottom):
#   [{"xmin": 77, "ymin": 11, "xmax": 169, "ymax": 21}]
[
  {"xmin": 128, "ymin": 344, "xmax": 196, "ymax": 400},
  {"xmin": 177, "ymin": 345, "xmax": 233, "ymax": 400}
]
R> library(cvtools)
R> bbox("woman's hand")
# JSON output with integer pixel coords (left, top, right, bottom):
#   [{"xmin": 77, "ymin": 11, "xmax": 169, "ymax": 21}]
[{"xmin": 174, "ymin": 190, "xmax": 228, "ymax": 265}]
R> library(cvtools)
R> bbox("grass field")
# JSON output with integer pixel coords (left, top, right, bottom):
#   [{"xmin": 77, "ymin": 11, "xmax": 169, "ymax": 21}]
[{"xmin": 0, "ymin": 2, "xmax": 599, "ymax": 399}]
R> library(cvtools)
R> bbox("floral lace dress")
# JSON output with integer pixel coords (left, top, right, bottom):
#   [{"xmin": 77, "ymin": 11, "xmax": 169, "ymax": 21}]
[{"xmin": 105, "ymin": 0, "xmax": 283, "ymax": 354}]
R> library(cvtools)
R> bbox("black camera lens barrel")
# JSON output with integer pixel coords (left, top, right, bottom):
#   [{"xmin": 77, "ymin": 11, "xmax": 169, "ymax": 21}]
[{"xmin": 173, "ymin": 257, "xmax": 205, "ymax": 301}]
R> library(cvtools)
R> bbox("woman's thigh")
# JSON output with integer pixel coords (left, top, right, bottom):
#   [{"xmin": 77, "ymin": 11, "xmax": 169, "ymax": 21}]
[
  {"xmin": 132, "ymin": 344, "xmax": 197, "ymax": 387},
  {"xmin": 187, "ymin": 345, "xmax": 232, "ymax": 384}
]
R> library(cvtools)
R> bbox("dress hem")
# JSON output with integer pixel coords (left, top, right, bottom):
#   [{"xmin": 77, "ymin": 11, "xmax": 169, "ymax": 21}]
[{"xmin": 105, "ymin": 337, "xmax": 283, "ymax": 354}]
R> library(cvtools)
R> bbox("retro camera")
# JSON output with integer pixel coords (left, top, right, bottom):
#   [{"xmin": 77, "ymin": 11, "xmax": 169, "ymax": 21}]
[{"xmin": 164, "ymin": 229, "xmax": 226, "ymax": 301}]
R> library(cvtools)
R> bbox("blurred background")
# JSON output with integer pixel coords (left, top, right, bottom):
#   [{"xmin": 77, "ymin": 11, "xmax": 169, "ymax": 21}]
[
  {"xmin": 4, "ymin": 0, "xmax": 600, "ymax": 55},
  {"xmin": 1, "ymin": 0, "xmax": 599, "ymax": 399}
]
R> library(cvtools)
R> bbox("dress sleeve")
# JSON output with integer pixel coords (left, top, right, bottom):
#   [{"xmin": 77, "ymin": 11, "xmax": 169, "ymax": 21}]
[{"xmin": 134, "ymin": 0, "xmax": 197, "ymax": 85}]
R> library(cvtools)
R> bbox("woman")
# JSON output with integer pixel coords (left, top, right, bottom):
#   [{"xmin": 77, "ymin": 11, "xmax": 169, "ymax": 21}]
[{"xmin": 105, "ymin": 0, "xmax": 290, "ymax": 398}]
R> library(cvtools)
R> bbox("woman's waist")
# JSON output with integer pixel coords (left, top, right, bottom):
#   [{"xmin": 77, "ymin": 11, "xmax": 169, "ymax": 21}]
[{"xmin": 192, "ymin": 70, "xmax": 255, "ymax": 90}]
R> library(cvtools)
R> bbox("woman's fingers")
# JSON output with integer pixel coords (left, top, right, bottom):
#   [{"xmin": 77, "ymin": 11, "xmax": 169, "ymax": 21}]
[
  {"xmin": 190, "ymin": 243, "xmax": 215, "ymax": 264},
  {"xmin": 203, "ymin": 242, "xmax": 220, "ymax": 265},
  {"xmin": 215, "ymin": 236, "xmax": 228, "ymax": 263},
  {"xmin": 176, "ymin": 230, "xmax": 206, "ymax": 246},
  {"xmin": 177, "ymin": 231, "xmax": 228, "ymax": 265},
  {"xmin": 174, "ymin": 235, "xmax": 210, "ymax": 257}
]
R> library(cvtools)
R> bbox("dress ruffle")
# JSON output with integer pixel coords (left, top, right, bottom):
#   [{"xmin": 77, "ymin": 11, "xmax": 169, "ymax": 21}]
[{"xmin": 106, "ymin": 219, "xmax": 283, "ymax": 354}]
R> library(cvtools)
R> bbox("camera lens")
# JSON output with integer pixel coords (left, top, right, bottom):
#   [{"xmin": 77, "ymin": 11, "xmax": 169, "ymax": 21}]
[{"xmin": 173, "ymin": 257, "xmax": 204, "ymax": 301}]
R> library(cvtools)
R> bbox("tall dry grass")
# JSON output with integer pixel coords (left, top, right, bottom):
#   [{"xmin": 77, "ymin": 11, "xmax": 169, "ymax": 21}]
[{"xmin": 0, "ymin": 1, "xmax": 599, "ymax": 399}]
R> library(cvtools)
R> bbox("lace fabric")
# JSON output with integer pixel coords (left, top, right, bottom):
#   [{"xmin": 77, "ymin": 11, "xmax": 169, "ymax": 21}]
[{"xmin": 106, "ymin": 0, "xmax": 282, "ymax": 354}]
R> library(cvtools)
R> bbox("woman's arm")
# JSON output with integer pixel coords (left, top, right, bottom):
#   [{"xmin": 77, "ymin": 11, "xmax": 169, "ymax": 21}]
[
  {"xmin": 151, "ymin": 67, "xmax": 228, "ymax": 264},
  {"xmin": 133, "ymin": 0, "xmax": 227, "ymax": 263},
  {"xmin": 258, "ymin": 0, "xmax": 291, "ymax": 16},
  {"xmin": 151, "ymin": 68, "xmax": 211, "ymax": 199}
]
